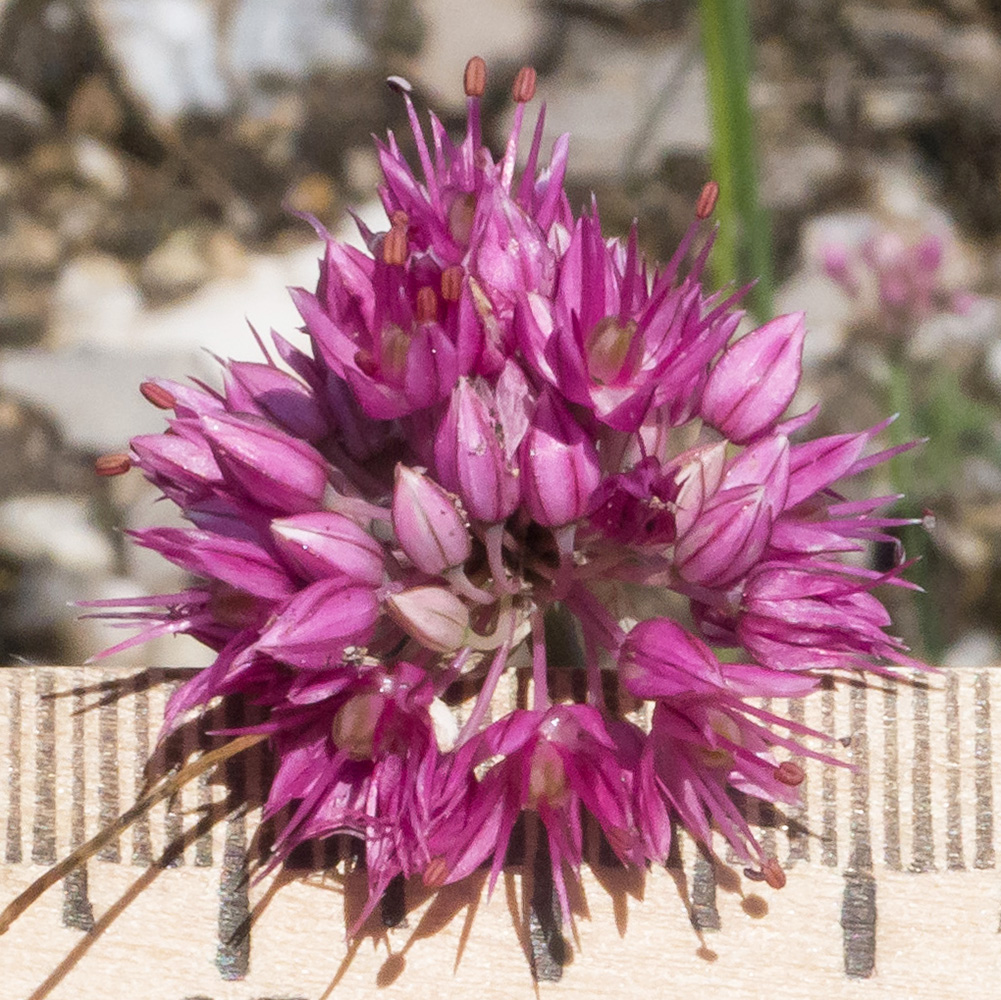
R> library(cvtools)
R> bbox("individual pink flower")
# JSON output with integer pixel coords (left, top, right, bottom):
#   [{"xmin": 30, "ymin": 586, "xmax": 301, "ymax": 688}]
[{"xmin": 433, "ymin": 705, "xmax": 644, "ymax": 920}]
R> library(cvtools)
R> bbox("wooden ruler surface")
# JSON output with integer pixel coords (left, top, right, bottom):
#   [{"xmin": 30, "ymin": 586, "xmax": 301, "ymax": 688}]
[{"xmin": 0, "ymin": 665, "xmax": 999, "ymax": 999}]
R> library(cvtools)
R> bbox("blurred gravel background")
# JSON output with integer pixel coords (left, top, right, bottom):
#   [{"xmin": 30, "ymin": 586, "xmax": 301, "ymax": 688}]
[{"xmin": 1, "ymin": 0, "xmax": 1000, "ymax": 668}]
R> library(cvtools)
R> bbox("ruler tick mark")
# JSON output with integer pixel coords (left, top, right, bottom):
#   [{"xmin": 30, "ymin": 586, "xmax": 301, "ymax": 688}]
[
  {"xmin": 945, "ymin": 671, "xmax": 965, "ymax": 871},
  {"xmin": 5, "ymin": 672, "xmax": 22, "ymax": 864},
  {"xmin": 910, "ymin": 675, "xmax": 935, "ymax": 873},
  {"xmin": 974, "ymin": 672, "xmax": 994, "ymax": 869},
  {"xmin": 32, "ymin": 669, "xmax": 56, "ymax": 866}
]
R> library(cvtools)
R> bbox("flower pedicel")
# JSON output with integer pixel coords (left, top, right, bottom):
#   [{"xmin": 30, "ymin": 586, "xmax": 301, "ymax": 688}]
[{"xmin": 20, "ymin": 58, "xmax": 922, "ymax": 938}]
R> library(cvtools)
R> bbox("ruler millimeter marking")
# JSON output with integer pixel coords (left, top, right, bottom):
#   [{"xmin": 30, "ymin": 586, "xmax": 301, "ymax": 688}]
[{"xmin": 1, "ymin": 666, "xmax": 1000, "ymax": 999}]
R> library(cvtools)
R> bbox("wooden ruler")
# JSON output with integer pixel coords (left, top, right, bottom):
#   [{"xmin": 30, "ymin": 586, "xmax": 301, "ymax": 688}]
[{"xmin": 0, "ymin": 665, "xmax": 999, "ymax": 999}]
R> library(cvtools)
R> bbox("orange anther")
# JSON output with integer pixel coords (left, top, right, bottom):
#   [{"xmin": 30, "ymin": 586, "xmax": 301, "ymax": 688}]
[
  {"xmin": 696, "ymin": 180, "xmax": 720, "ymax": 220},
  {"xmin": 464, "ymin": 56, "xmax": 487, "ymax": 98},
  {"xmin": 139, "ymin": 381, "xmax": 176, "ymax": 409},
  {"xmin": 512, "ymin": 66, "xmax": 537, "ymax": 104},
  {"xmin": 95, "ymin": 453, "xmax": 132, "ymax": 477},
  {"xmin": 441, "ymin": 265, "xmax": 464, "ymax": 302}
]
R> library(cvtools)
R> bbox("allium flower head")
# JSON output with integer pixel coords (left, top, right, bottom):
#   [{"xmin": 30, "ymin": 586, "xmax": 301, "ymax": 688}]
[{"xmin": 92, "ymin": 58, "xmax": 922, "ymax": 930}]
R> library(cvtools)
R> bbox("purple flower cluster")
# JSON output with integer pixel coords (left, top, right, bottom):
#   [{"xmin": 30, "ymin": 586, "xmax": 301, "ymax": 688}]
[{"xmin": 93, "ymin": 59, "xmax": 919, "ymax": 930}]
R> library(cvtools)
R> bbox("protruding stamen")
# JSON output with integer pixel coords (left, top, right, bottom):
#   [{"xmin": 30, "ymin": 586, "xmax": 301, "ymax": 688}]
[
  {"xmin": 441, "ymin": 265, "xmax": 464, "ymax": 301},
  {"xmin": 423, "ymin": 856, "xmax": 450, "ymax": 888},
  {"xmin": 500, "ymin": 69, "xmax": 537, "ymax": 190},
  {"xmin": 464, "ymin": 56, "xmax": 487, "ymax": 98},
  {"xmin": 95, "ymin": 453, "xmax": 131, "ymax": 477},
  {"xmin": 390, "ymin": 209, "xmax": 409, "ymax": 229},
  {"xmin": 383, "ymin": 225, "xmax": 408, "ymax": 266},
  {"xmin": 416, "ymin": 286, "xmax": 438, "ymax": 323},
  {"xmin": 696, "ymin": 180, "xmax": 720, "ymax": 220},
  {"xmin": 762, "ymin": 857, "xmax": 786, "ymax": 890},
  {"xmin": 774, "ymin": 760, "xmax": 805, "ymax": 786},
  {"xmin": 139, "ymin": 381, "xmax": 175, "ymax": 410},
  {"xmin": 512, "ymin": 65, "xmax": 537, "ymax": 104}
]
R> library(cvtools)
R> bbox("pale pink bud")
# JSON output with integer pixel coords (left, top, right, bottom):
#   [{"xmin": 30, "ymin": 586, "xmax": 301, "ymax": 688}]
[
  {"xmin": 386, "ymin": 585, "xmax": 471, "ymax": 653},
  {"xmin": 671, "ymin": 442, "xmax": 728, "ymax": 537},
  {"xmin": 392, "ymin": 465, "xmax": 472, "ymax": 575},
  {"xmin": 520, "ymin": 389, "xmax": 600, "ymax": 526},
  {"xmin": 674, "ymin": 485, "xmax": 773, "ymax": 588},
  {"xmin": 700, "ymin": 313, "xmax": 806, "ymax": 444},
  {"xmin": 434, "ymin": 378, "xmax": 520, "ymax": 523}
]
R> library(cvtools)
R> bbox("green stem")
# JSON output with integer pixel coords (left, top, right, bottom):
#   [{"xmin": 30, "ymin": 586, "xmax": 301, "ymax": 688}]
[{"xmin": 698, "ymin": 0, "xmax": 773, "ymax": 320}]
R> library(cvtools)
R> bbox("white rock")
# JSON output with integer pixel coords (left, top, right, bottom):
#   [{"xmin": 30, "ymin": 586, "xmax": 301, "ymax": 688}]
[
  {"xmin": 91, "ymin": 0, "xmax": 369, "ymax": 124},
  {"xmin": 71, "ymin": 136, "xmax": 129, "ymax": 197},
  {"xmin": 986, "ymin": 338, "xmax": 1001, "ymax": 395},
  {"xmin": 0, "ymin": 494, "xmax": 115, "ymax": 573},
  {"xmin": 0, "ymin": 345, "xmax": 213, "ymax": 451},
  {"xmin": 0, "ymin": 76, "xmax": 53, "ymax": 151},
  {"xmin": 798, "ymin": 211, "xmax": 878, "ymax": 265},
  {"xmin": 0, "ymin": 238, "xmax": 333, "ymax": 450},
  {"xmin": 760, "ymin": 133, "xmax": 846, "ymax": 211},
  {"xmin": 129, "ymin": 242, "xmax": 322, "ymax": 360},
  {"xmin": 50, "ymin": 253, "xmax": 143, "ymax": 350},
  {"xmin": 90, "ymin": 0, "xmax": 230, "ymax": 123},
  {"xmin": 140, "ymin": 227, "xmax": 212, "ymax": 301},
  {"xmin": 942, "ymin": 630, "xmax": 1001, "ymax": 669},
  {"xmin": 226, "ymin": 0, "xmax": 367, "ymax": 93},
  {"xmin": 909, "ymin": 296, "xmax": 1001, "ymax": 359}
]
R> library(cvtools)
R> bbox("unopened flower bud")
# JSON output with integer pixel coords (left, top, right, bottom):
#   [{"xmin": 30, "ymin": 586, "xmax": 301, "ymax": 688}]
[
  {"xmin": 700, "ymin": 312, "xmax": 806, "ymax": 444},
  {"xmin": 674, "ymin": 485, "xmax": 772, "ymax": 588},
  {"xmin": 434, "ymin": 379, "xmax": 520, "ymax": 523},
  {"xmin": 256, "ymin": 579, "xmax": 380, "ymax": 668},
  {"xmin": 271, "ymin": 512, "xmax": 385, "ymax": 585},
  {"xmin": 671, "ymin": 442, "xmax": 727, "ymax": 537},
  {"xmin": 620, "ymin": 619, "xmax": 724, "ymax": 697},
  {"xmin": 392, "ymin": 465, "xmax": 472, "ymax": 576},
  {"xmin": 200, "ymin": 413, "xmax": 330, "ymax": 514},
  {"xmin": 225, "ymin": 362, "xmax": 327, "ymax": 442},
  {"xmin": 520, "ymin": 389, "xmax": 600, "ymax": 527},
  {"xmin": 386, "ymin": 585, "xmax": 471, "ymax": 653}
]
